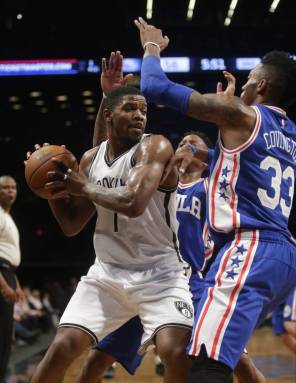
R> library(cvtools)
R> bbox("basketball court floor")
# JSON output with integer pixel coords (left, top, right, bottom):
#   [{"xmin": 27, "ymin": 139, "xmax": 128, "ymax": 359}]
[{"xmin": 63, "ymin": 326, "xmax": 295, "ymax": 383}]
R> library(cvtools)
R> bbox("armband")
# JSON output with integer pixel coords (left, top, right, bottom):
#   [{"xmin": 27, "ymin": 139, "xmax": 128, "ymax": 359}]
[{"xmin": 141, "ymin": 55, "xmax": 193, "ymax": 114}]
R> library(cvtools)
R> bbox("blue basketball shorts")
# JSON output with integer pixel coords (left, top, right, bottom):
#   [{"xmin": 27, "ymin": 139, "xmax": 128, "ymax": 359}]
[
  {"xmin": 187, "ymin": 229, "xmax": 296, "ymax": 369},
  {"xmin": 96, "ymin": 316, "xmax": 143, "ymax": 374}
]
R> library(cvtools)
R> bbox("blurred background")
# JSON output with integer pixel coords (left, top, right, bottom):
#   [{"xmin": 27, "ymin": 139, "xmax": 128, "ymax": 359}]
[{"xmin": 0, "ymin": 0, "xmax": 295, "ymax": 284}]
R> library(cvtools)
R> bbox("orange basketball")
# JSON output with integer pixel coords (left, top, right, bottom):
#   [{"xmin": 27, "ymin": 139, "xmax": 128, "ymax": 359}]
[{"xmin": 25, "ymin": 145, "xmax": 78, "ymax": 199}]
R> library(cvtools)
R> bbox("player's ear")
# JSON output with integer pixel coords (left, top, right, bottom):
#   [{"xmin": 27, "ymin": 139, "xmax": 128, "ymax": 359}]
[
  {"xmin": 257, "ymin": 79, "xmax": 268, "ymax": 95},
  {"xmin": 103, "ymin": 109, "xmax": 113, "ymax": 123}
]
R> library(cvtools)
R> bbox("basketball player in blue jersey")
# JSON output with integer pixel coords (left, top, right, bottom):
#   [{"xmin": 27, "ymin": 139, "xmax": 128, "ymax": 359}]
[
  {"xmin": 272, "ymin": 287, "xmax": 296, "ymax": 353},
  {"xmin": 29, "ymin": 85, "xmax": 194, "ymax": 383},
  {"xmin": 176, "ymin": 133, "xmax": 266, "ymax": 383},
  {"xmin": 135, "ymin": 17, "xmax": 296, "ymax": 383}
]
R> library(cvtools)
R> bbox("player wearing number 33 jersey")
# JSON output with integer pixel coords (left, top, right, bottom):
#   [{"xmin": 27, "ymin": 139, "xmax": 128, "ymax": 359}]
[
  {"xmin": 138, "ymin": 34, "xmax": 296, "ymax": 381},
  {"xmin": 188, "ymin": 103, "xmax": 296, "ymax": 369},
  {"xmin": 208, "ymin": 104, "xmax": 296, "ymax": 245}
]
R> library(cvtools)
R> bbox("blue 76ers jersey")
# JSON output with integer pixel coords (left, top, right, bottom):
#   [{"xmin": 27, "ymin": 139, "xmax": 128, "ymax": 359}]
[
  {"xmin": 177, "ymin": 178, "xmax": 214, "ymax": 273},
  {"xmin": 208, "ymin": 104, "xmax": 296, "ymax": 245}
]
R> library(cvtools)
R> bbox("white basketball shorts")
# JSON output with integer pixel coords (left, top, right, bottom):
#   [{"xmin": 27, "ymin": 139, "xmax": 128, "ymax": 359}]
[{"xmin": 59, "ymin": 258, "xmax": 193, "ymax": 353}]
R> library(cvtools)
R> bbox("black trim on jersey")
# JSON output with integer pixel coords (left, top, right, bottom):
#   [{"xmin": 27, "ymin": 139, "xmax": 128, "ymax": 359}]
[
  {"xmin": 58, "ymin": 323, "xmax": 98, "ymax": 344},
  {"xmin": 138, "ymin": 323, "xmax": 193, "ymax": 355},
  {"xmin": 130, "ymin": 151, "xmax": 137, "ymax": 167},
  {"xmin": 88, "ymin": 145, "xmax": 101, "ymax": 177},
  {"xmin": 164, "ymin": 193, "xmax": 183, "ymax": 263},
  {"xmin": 158, "ymin": 185, "xmax": 177, "ymax": 193},
  {"xmin": 114, "ymin": 213, "xmax": 118, "ymax": 232},
  {"xmin": 104, "ymin": 141, "xmax": 133, "ymax": 167}
]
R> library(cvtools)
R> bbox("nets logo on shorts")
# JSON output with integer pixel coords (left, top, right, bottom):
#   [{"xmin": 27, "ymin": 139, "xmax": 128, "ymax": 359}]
[{"xmin": 174, "ymin": 301, "xmax": 193, "ymax": 319}]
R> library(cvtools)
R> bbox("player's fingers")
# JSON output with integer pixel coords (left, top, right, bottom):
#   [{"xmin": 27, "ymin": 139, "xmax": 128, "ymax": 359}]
[
  {"xmin": 101, "ymin": 58, "xmax": 107, "ymax": 73},
  {"xmin": 134, "ymin": 19, "xmax": 141, "ymax": 30},
  {"xmin": 34, "ymin": 144, "xmax": 41, "ymax": 150},
  {"xmin": 108, "ymin": 51, "xmax": 115, "ymax": 70},
  {"xmin": 223, "ymin": 71, "xmax": 235, "ymax": 81},
  {"xmin": 45, "ymin": 180, "xmax": 65, "ymax": 189},
  {"xmin": 46, "ymin": 171, "xmax": 64, "ymax": 182},
  {"xmin": 123, "ymin": 74, "xmax": 133, "ymax": 85},
  {"xmin": 114, "ymin": 51, "xmax": 122, "ymax": 71},
  {"xmin": 43, "ymin": 142, "xmax": 50, "ymax": 146},
  {"xmin": 179, "ymin": 157, "xmax": 192, "ymax": 174},
  {"xmin": 223, "ymin": 71, "xmax": 236, "ymax": 86},
  {"xmin": 51, "ymin": 158, "xmax": 69, "ymax": 173},
  {"xmin": 216, "ymin": 82, "xmax": 223, "ymax": 93},
  {"xmin": 26, "ymin": 151, "xmax": 31, "ymax": 159},
  {"xmin": 138, "ymin": 17, "xmax": 148, "ymax": 28},
  {"xmin": 116, "ymin": 53, "xmax": 122, "ymax": 71},
  {"xmin": 164, "ymin": 35, "xmax": 170, "ymax": 46}
]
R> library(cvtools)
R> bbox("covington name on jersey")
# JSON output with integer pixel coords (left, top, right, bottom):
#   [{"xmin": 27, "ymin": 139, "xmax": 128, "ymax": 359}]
[{"xmin": 263, "ymin": 130, "xmax": 296, "ymax": 162}]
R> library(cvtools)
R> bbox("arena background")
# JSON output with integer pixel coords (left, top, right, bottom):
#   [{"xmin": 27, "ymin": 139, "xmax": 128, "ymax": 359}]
[{"xmin": 0, "ymin": 0, "xmax": 295, "ymax": 285}]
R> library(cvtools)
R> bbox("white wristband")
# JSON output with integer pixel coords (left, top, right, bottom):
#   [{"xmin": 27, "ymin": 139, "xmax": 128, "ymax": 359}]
[{"xmin": 143, "ymin": 42, "xmax": 161, "ymax": 51}]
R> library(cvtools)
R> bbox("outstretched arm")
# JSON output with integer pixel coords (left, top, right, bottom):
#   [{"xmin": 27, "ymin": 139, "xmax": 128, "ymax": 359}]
[
  {"xmin": 45, "ymin": 136, "xmax": 177, "ymax": 218},
  {"xmin": 135, "ymin": 18, "xmax": 256, "ymax": 143},
  {"xmin": 93, "ymin": 51, "xmax": 133, "ymax": 147}
]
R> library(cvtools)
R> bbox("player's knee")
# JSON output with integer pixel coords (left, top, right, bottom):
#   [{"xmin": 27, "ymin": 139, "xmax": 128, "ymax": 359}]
[
  {"xmin": 189, "ymin": 346, "xmax": 233, "ymax": 383},
  {"xmin": 82, "ymin": 349, "xmax": 115, "ymax": 376},
  {"xmin": 155, "ymin": 327, "xmax": 190, "ymax": 366},
  {"xmin": 47, "ymin": 330, "xmax": 84, "ymax": 362},
  {"xmin": 157, "ymin": 340, "xmax": 186, "ymax": 366}
]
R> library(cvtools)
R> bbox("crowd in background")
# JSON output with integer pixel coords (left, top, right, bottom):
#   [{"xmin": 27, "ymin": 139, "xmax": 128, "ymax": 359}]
[{"xmin": 7, "ymin": 277, "xmax": 78, "ymax": 383}]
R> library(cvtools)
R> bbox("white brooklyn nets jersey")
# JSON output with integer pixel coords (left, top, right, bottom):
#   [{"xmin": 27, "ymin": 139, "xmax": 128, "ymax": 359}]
[{"xmin": 88, "ymin": 137, "xmax": 183, "ymax": 268}]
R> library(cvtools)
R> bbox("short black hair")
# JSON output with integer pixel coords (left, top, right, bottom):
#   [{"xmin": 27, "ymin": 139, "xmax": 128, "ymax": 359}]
[
  {"xmin": 261, "ymin": 51, "xmax": 296, "ymax": 108},
  {"xmin": 183, "ymin": 130, "xmax": 213, "ymax": 149},
  {"xmin": 104, "ymin": 86, "xmax": 143, "ymax": 111}
]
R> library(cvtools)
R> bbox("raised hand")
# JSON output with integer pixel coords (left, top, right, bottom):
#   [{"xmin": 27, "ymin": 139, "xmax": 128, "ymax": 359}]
[
  {"xmin": 101, "ymin": 51, "xmax": 133, "ymax": 96},
  {"xmin": 134, "ymin": 17, "xmax": 169, "ymax": 52},
  {"xmin": 216, "ymin": 71, "xmax": 236, "ymax": 96},
  {"xmin": 161, "ymin": 145, "xmax": 200, "ymax": 183}
]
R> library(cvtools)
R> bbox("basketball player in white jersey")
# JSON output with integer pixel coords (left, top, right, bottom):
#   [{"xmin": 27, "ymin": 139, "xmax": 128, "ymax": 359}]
[
  {"xmin": 0, "ymin": 175, "xmax": 24, "ymax": 383},
  {"xmin": 30, "ymin": 86, "xmax": 194, "ymax": 383}
]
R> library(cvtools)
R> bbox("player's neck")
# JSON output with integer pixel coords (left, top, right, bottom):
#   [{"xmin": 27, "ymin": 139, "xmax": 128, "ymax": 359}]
[
  {"xmin": 179, "ymin": 170, "xmax": 203, "ymax": 184},
  {"xmin": 256, "ymin": 94, "xmax": 280, "ymax": 108},
  {"xmin": 107, "ymin": 139, "xmax": 135, "ymax": 160}
]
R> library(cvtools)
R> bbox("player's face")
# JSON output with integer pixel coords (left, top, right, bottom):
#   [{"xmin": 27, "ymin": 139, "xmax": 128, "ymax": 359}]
[
  {"xmin": 0, "ymin": 177, "xmax": 17, "ymax": 208},
  {"xmin": 240, "ymin": 65, "xmax": 262, "ymax": 105},
  {"xmin": 111, "ymin": 95, "xmax": 147, "ymax": 144},
  {"xmin": 178, "ymin": 134, "xmax": 208, "ymax": 172}
]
